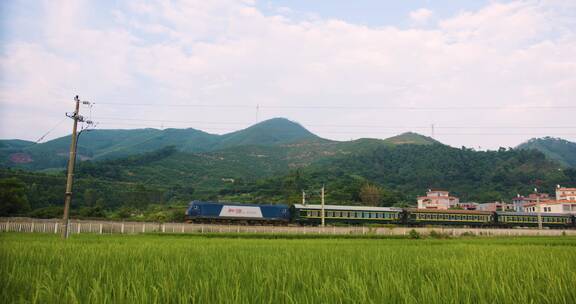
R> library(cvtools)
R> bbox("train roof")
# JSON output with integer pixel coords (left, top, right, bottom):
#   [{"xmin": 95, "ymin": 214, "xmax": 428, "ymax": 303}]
[
  {"xmin": 407, "ymin": 208, "xmax": 493, "ymax": 215},
  {"xmin": 189, "ymin": 201, "xmax": 289, "ymax": 208},
  {"xmin": 495, "ymin": 211, "xmax": 572, "ymax": 217},
  {"xmin": 293, "ymin": 204, "xmax": 403, "ymax": 212}
]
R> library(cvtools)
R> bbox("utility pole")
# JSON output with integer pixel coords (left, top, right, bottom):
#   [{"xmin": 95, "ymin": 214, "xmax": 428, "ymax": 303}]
[
  {"xmin": 61, "ymin": 96, "xmax": 87, "ymax": 239},
  {"xmin": 431, "ymin": 123, "xmax": 435, "ymax": 139},
  {"xmin": 535, "ymin": 188, "xmax": 542, "ymax": 230},
  {"xmin": 302, "ymin": 190, "xmax": 306, "ymax": 205},
  {"xmin": 321, "ymin": 185, "xmax": 325, "ymax": 227}
]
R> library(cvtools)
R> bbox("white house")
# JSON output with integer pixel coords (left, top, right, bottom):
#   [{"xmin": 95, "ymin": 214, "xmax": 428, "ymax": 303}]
[{"xmin": 417, "ymin": 189, "xmax": 459, "ymax": 210}]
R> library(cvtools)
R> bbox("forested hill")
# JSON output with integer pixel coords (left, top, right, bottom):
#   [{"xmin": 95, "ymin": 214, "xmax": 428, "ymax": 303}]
[
  {"xmin": 3, "ymin": 141, "xmax": 575, "ymax": 218},
  {"xmin": 230, "ymin": 144, "xmax": 576, "ymax": 205},
  {"xmin": 0, "ymin": 118, "xmax": 321, "ymax": 170},
  {"xmin": 517, "ymin": 137, "xmax": 576, "ymax": 168}
]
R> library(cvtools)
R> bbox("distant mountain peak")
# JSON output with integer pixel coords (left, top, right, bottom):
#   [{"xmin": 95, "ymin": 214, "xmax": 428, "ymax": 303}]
[
  {"xmin": 383, "ymin": 132, "xmax": 440, "ymax": 145},
  {"xmin": 218, "ymin": 117, "xmax": 320, "ymax": 148},
  {"xmin": 517, "ymin": 137, "xmax": 576, "ymax": 167}
]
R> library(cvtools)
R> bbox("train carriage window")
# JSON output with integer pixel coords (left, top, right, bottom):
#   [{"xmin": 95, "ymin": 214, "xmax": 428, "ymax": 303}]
[
  {"xmin": 334, "ymin": 211, "xmax": 341, "ymax": 218},
  {"xmin": 327, "ymin": 211, "xmax": 334, "ymax": 217}
]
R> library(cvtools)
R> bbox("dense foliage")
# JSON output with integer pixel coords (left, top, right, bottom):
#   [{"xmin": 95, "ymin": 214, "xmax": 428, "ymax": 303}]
[
  {"xmin": 221, "ymin": 144, "xmax": 576, "ymax": 205},
  {"xmin": 517, "ymin": 137, "xmax": 576, "ymax": 167},
  {"xmin": 2, "ymin": 141, "xmax": 576, "ymax": 219}
]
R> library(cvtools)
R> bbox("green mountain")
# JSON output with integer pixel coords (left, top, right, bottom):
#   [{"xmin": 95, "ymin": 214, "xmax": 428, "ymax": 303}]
[
  {"xmin": 0, "ymin": 139, "xmax": 35, "ymax": 149},
  {"xmin": 242, "ymin": 144, "xmax": 576, "ymax": 204},
  {"xmin": 5, "ymin": 139, "xmax": 575, "ymax": 213},
  {"xmin": 383, "ymin": 132, "xmax": 439, "ymax": 145},
  {"xmin": 0, "ymin": 118, "xmax": 320, "ymax": 170},
  {"xmin": 517, "ymin": 137, "xmax": 576, "ymax": 168}
]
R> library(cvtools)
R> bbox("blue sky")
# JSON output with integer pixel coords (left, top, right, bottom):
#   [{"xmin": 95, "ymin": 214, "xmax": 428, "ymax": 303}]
[
  {"xmin": 256, "ymin": 0, "xmax": 491, "ymax": 27},
  {"xmin": 0, "ymin": 0, "xmax": 575, "ymax": 149}
]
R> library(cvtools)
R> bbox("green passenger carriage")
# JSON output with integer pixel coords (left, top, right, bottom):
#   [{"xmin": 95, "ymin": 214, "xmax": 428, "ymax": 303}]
[
  {"xmin": 292, "ymin": 204, "xmax": 404, "ymax": 225},
  {"xmin": 406, "ymin": 208, "xmax": 493, "ymax": 226},
  {"xmin": 495, "ymin": 212, "xmax": 573, "ymax": 228}
]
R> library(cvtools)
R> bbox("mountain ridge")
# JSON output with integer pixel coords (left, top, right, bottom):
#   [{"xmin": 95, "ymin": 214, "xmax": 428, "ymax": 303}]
[
  {"xmin": 0, "ymin": 118, "xmax": 437, "ymax": 170},
  {"xmin": 517, "ymin": 137, "xmax": 576, "ymax": 168}
]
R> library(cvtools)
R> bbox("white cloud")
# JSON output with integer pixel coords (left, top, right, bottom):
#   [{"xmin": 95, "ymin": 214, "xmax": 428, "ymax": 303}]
[
  {"xmin": 409, "ymin": 8, "xmax": 433, "ymax": 25},
  {"xmin": 0, "ymin": 0, "xmax": 575, "ymax": 149}
]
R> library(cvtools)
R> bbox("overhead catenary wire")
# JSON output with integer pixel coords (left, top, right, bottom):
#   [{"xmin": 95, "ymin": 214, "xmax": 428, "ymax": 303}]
[
  {"xmin": 93, "ymin": 116, "xmax": 576, "ymax": 129},
  {"xmin": 93, "ymin": 102, "xmax": 576, "ymax": 111},
  {"xmin": 95, "ymin": 122, "xmax": 576, "ymax": 136}
]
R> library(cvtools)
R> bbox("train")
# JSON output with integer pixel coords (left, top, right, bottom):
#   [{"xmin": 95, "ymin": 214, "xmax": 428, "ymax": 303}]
[{"xmin": 185, "ymin": 201, "xmax": 576, "ymax": 229}]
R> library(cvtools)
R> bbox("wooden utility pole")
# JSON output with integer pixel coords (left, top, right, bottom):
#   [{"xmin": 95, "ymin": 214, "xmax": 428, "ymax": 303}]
[
  {"xmin": 61, "ymin": 96, "xmax": 83, "ymax": 239},
  {"xmin": 321, "ymin": 185, "xmax": 325, "ymax": 227}
]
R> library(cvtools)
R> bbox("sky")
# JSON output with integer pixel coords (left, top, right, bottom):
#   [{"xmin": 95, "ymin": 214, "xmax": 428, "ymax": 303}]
[{"xmin": 1, "ymin": 0, "xmax": 575, "ymax": 149}]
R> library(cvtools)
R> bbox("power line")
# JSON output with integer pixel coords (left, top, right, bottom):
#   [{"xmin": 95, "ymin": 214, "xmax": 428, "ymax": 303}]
[
  {"xmin": 95, "ymin": 122, "xmax": 576, "ymax": 136},
  {"xmin": 33, "ymin": 117, "xmax": 69, "ymax": 144},
  {"xmin": 93, "ymin": 102, "xmax": 576, "ymax": 111},
  {"xmin": 93, "ymin": 117, "xmax": 576, "ymax": 129}
]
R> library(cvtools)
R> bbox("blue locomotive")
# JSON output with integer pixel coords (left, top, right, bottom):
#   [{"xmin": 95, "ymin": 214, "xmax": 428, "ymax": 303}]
[
  {"xmin": 186, "ymin": 201, "xmax": 291, "ymax": 224},
  {"xmin": 186, "ymin": 201, "xmax": 576, "ymax": 228}
]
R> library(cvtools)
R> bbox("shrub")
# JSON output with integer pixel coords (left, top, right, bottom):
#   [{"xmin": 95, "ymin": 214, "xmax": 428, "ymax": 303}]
[
  {"xmin": 429, "ymin": 230, "xmax": 451, "ymax": 239},
  {"xmin": 409, "ymin": 229, "xmax": 421, "ymax": 239}
]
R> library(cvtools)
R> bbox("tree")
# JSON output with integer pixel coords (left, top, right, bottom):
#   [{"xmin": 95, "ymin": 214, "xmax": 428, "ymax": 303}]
[
  {"xmin": 83, "ymin": 189, "xmax": 97, "ymax": 207},
  {"xmin": 0, "ymin": 178, "xmax": 30, "ymax": 216},
  {"xmin": 359, "ymin": 183, "xmax": 382, "ymax": 206}
]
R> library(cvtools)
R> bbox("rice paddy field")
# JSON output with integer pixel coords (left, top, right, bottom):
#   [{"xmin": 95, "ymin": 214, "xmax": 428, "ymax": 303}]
[{"xmin": 1, "ymin": 233, "xmax": 576, "ymax": 304}]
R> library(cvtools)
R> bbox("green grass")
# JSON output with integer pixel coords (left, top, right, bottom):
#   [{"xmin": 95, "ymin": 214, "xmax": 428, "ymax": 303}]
[{"xmin": 1, "ymin": 234, "xmax": 576, "ymax": 304}]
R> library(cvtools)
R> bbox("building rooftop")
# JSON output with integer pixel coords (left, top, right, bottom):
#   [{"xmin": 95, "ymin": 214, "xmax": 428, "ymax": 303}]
[{"xmin": 523, "ymin": 200, "xmax": 576, "ymax": 207}]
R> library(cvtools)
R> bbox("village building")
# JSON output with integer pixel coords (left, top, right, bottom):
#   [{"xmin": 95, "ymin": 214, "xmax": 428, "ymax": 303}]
[
  {"xmin": 520, "ymin": 185, "xmax": 576, "ymax": 214},
  {"xmin": 512, "ymin": 193, "xmax": 551, "ymax": 212},
  {"xmin": 556, "ymin": 185, "xmax": 576, "ymax": 201},
  {"xmin": 477, "ymin": 201, "xmax": 513, "ymax": 212},
  {"xmin": 523, "ymin": 201, "xmax": 576, "ymax": 214},
  {"xmin": 458, "ymin": 202, "xmax": 478, "ymax": 210},
  {"xmin": 417, "ymin": 189, "xmax": 459, "ymax": 210}
]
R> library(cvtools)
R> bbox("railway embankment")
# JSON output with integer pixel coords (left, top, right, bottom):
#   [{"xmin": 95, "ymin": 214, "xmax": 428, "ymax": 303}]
[{"xmin": 1, "ymin": 217, "xmax": 575, "ymax": 237}]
